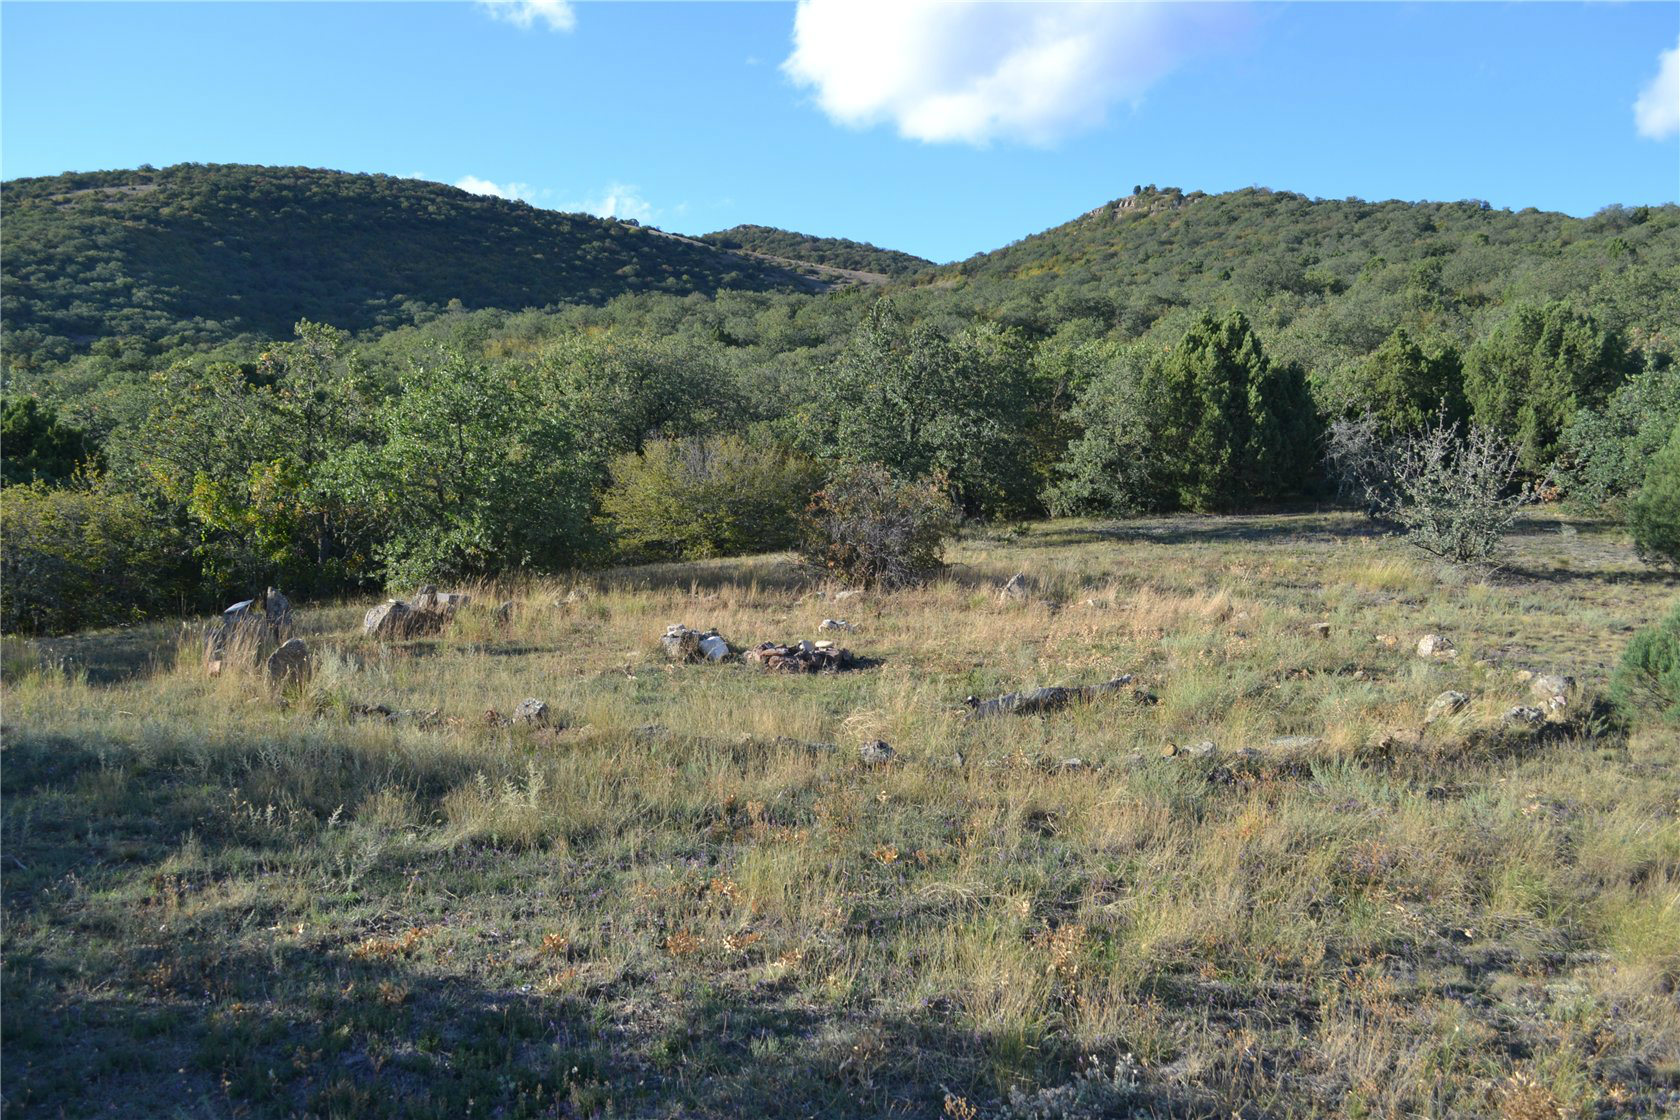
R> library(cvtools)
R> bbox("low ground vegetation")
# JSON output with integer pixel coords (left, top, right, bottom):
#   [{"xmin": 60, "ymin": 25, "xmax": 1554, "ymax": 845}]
[{"xmin": 4, "ymin": 512, "xmax": 1676, "ymax": 1118}]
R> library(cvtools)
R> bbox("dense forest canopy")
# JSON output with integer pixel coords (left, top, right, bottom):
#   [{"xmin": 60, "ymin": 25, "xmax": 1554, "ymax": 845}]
[{"xmin": 3, "ymin": 164, "xmax": 1677, "ymax": 632}]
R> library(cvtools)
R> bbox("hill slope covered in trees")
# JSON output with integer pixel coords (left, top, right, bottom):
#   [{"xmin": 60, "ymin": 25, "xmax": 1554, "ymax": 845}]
[
  {"xmin": 699, "ymin": 224, "xmax": 934, "ymax": 277},
  {"xmin": 0, "ymin": 164, "xmax": 819, "ymax": 366},
  {"xmin": 901, "ymin": 185, "xmax": 1679, "ymax": 354}
]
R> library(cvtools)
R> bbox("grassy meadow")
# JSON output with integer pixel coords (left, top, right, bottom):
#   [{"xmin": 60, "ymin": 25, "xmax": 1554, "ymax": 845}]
[{"xmin": 3, "ymin": 511, "xmax": 1677, "ymax": 1119}]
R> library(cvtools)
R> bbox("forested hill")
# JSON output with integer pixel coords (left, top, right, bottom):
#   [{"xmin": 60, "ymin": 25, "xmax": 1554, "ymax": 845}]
[
  {"xmin": 0, "ymin": 164, "xmax": 814, "ymax": 365},
  {"xmin": 907, "ymin": 185, "xmax": 1680, "ymax": 348},
  {"xmin": 698, "ymin": 224, "xmax": 934, "ymax": 277}
]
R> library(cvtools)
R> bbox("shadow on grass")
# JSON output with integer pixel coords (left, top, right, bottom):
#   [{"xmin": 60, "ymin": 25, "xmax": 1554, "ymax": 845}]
[{"xmin": 0, "ymin": 727, "xmax": 1215, "ymax": 1120}]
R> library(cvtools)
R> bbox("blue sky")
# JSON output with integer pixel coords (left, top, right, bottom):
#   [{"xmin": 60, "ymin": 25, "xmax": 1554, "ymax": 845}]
[{"xmin": 2, "ymin": 1, "xmax": 1676, "ymax": 263}]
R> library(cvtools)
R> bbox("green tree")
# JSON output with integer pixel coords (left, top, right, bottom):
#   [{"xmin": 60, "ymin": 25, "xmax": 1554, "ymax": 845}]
[
  {"xmin": 535, "ymin": 331, "xmax": 740, "ymax": 461},
  {"xmin": 1556, "ymin": 360, "xmax": 1680, "ymax": 511},
  {"xmin": 1141, "ymin": 310, "xmax": 1317, "ymax": 511},
  {"xmin": 1045, "ymin": 342, "xmax": 1170, "ymax": 515},
  {"xmin": 1337, "ymin": 327, "xmax": 1463, "ymax": 436},
  {"xmin": 808, "ymin": 301, "xmax": 1036, "ymax": 517},
  {"xmin": 1628, "ymin": 421, "xmax": 1680, "ymax": 569},
  {"xmin": 1, "ymin": 396, "xmax": 93, "ymax": 486},
  {"xmin": 105, "ymin": 321, "xmax": 376, "ymax": 595},
  {"xmin": 333, "ymin": 345, "xmax": 593, "ymax": 586},
  {"xmin": 1463, "ymin": 303, "xmax": 1627, "ymax": 471}
]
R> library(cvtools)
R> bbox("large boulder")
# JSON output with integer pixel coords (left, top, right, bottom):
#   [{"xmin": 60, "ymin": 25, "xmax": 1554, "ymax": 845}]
[
  {"xmin": 363, "ymin": 600, "xmax": 413, "ymax": 638},
  {"xmin": 1425, "ymin": 690, "xmax": 1470, "ymax": 724},
  {"xmin": 265, "ymin": 638, "xmax": 311, "ymax": 687},
  {"xmin": 205, "ymin": 598, "xmax": 267, "ymax": 672},
  {"xmin": 264, "ymin": 587, "xmax": 293, "ymax": 636},
  {"xmin": 514, "ymin": 698, "xmax": 552, "ymax": 727},
  {"xmin": 858, "ymin": 740, "xmax": 896, "ymax": 765},
  {"xmin": 1529, "ymin": 674, "xmax": 1574, "ymax": 711},
  {"xmin": 1416, "ymin": 634, "xmax": 1458, "ymax": 660}
]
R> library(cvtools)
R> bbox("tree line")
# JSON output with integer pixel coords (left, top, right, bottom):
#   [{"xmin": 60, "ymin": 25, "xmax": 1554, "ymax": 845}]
[{"xmin": 4, "ymin": 286, "xmax": 1675, "ymax": 633}]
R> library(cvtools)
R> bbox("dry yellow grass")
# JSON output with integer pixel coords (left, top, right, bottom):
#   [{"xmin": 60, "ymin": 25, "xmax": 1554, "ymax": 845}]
[{"xmin": 3, "ymin": 511, "xmax": 1676, "ymax": 1118}]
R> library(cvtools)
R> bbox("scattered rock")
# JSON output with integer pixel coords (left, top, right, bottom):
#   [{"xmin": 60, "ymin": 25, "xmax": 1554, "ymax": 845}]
[
  {"xmin": 818, "ymin": 618, "xmax": 855, "ymax": 632},
  {"xmin": 858, "ymin": 740, "xmax": 896, "ymax": 765},
  {"xmin": 1185, "ymin": 740, "xmax": 1218, "ymax": 759},
  {"xmin": 349, "ymin": 703, "xmax": 441, "ymax": 728},
  {"xmin": 965, "ymin": 675, "xmax": 1135, "ymax": 719},
  {"xmin": 1376, "ymin": 634, "xmax": 1399, "ymax": 648},
  {"xmin": 662, "ymin": 624, "xmax": 729, "ymax": 663},
  {"xmin": 1372, "ymin": 728, "xmax": 1423, "ymax": 750},
  {"xmin": 1424, "ymin": 690, "xmax": 1470, "ymax": 724},
  {"xmin": 746, "ymin": 640, "xmax": 858, "ymax": 673},
  {"xmin": 832, "ymin": 589, "xmax": 864, "ymax": 602},
  {"xmin": 1267, "ymin": 735, "xmax": 1324, "ymax": 750},
  {"xmin": 1159, "ymin": 743, "xmax": 1179, "ymax": 758},
  {"xmin": 1529, "ymin": 674, "xmax": 1574, "ymax": 711},
  {"xmin": 999, "ymin": 573, "xmax": 1030, "ymax": 601},
  {"xmin": 265, "ymin": 638, "xmax": 311, "ymax": 687},
  {"xmin": 1513, "ymin": 669, "xmax": 1534, "ymax": 684},
  {"xmin": 1057, "ymin": 758, "xmax": 1088, "ymax": 772},
  {"xmin": 494, "ymin": 600, "xmax": 515, "ymax": 625},
  {"xmin": 1416, "ymin": 634, "xmax": 1458, "ymax": 660},
  {"xmin": 362, "ymin": 590, "xmax": 462, "ymax": 639},
  {"xmin": 1310, "ymin": 622, "xmax": 1331, "ymax": 640},
  {"xmin": 483, "ymin": 708, "xmax": 512, "ymax": 729},
  {"xmin": 513, "ymin": 698, "xmax": 552, "ymax": 727},
  {"xmin": 562, "ymin": 588, "xmax": 589, "ymax": 605},
  {"xmin": 1502, "ymin": 705, "xmax": 1546, "ymax": 726},
  {"xmin": 631, "ymin": 723, "xmax": 671, "ymax": 742}
]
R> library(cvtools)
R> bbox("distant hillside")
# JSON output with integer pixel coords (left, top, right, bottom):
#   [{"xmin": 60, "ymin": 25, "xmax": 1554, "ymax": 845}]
[
  {"xmin": 0, "ymin": 164, "xmax": 812, "ymax": 363},
  {"xmin": 910, "ymin": 186, "xmax": 1680, "ymax": 347},
  {"xmin": 699, "ymin": 224, "xmax": 933, "ymax": 279}
]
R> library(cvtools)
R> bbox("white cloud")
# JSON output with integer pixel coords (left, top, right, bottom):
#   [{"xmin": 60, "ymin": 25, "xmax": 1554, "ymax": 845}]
[
  {"xmin": 478, "ymin": 0, "xmax": 575, "ymax": 33},
  {"xmin": 782, "ymin": 0, "xmax": 1242, "ymax": 146},
  {"xmin": 455, "ymin": 175, "xmax": 537, "ymax": 203},
  {"xmin": 560, "ymin": 183, "xmax": 658, "ymax": 223},
  {"xmin": 1634, "ymin": 37, "xmax": 1679, "ymax": 140}
]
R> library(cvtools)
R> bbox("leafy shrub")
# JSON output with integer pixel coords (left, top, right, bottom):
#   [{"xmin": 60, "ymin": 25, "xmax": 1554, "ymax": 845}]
[
  {"xmin": 1382, "ymin": 411, "xmax": 1530, "ymax": 565},
  {"xmin": 0, "ymin": 483, "xmax": 192, "ymax": 634},
  {"xmin": 1611, "ymin": 600, "xmax": 1680, "ymax": 725},
  {"xmin": 801, "ymin": 464, "xmax": 957, "ymax": 589},
  {"xmin": 600, "ymin": 433, "xmax": 823, "ymax": 561},
  {"xmin": 1628, "ymin": 422, "xmax": 1680, "ymax": 569}
]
